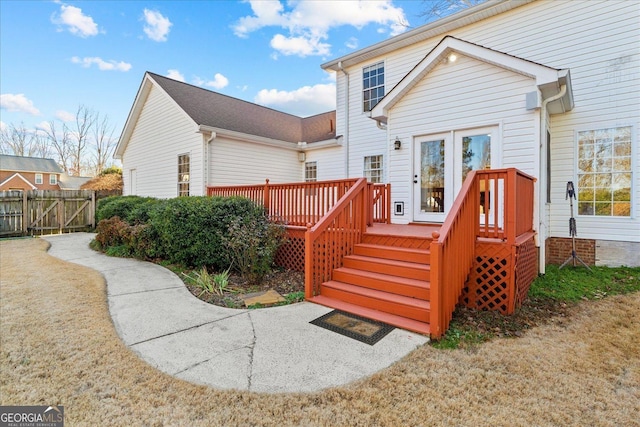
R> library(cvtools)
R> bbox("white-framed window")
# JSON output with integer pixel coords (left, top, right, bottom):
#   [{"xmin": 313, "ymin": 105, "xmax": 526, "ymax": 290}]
[
  {"xmin": 49, "ymin": 174, "xmax": 57, "ymax": 185},
  {"xmin": 35, "ymin": 173, "xmax": 43, "ymax": 184},
  {"xmin": 577, "ymin": 125, "xmax": 632, "ymax": 217},
  {"xmin": 178, "ymin": 154, "xmax": 190, "ymax": 197},
  {"xmin": 305, "ymin": 161, "xmax": 317, "ymax": 182},
  {"xmin": 364, "ymin": 155, "xmax": 383, "ymax": 183},
  {"xmin": 363, "ymin": 61, "xmax": 384, "ymax": 112}
]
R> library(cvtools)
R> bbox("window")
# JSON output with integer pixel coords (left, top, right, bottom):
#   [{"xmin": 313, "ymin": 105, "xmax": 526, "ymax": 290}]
[
  {"xmin": 50, "ymin": 174, "xmax": 57, "ymax": 185},
  {"xmin": 364, "ymin": 155, "xmax": 383, "ymax": 183},
  {"xmin": 363, "ymin": 62, "xmax": 384, "ymax": 112},
  {"xmin": 35, "ymin": 173, "xmax": 43, "ymax": 184},
  {"xmin": 577, "ymin": 126, "xmax": 632, "ymax": 217},
  {"xmin": 178, "ymin": 154, "xmax": 190, "ymax": 197},
  {"xmin": 305, "ymin": 162, "xmax": 317, "ymax": 182}
]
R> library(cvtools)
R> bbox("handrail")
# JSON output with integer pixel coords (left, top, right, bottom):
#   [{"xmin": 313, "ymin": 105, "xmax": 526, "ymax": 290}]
[
  {"xmin": 208, "ymin": 178, "xmax": 359, "ymax": 227},
  {"xmin": 430, "ymin": 168, "xmax": 536, "ymax": 338},
  {"xmin": 305, "ymin": 178, "xmax": 368, "ymax": 298}
]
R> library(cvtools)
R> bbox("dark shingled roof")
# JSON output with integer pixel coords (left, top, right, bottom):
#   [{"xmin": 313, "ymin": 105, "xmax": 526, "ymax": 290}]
[
  {"xmin": 148, "ymin": 72, "xmax": 336, "ymax": 144},
  {"xmin": 0, "ymin": 154, "xmax": 63, "ymax": 174}
]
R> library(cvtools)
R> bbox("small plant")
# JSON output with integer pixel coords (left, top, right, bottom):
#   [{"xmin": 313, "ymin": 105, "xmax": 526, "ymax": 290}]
[
  {"xmin": 212, "ymin": 267, "xmax": 231, "ymax": 295},
  {"xmin": 182, "ymin": 267, "xmax": 215, "ymax": 297}
]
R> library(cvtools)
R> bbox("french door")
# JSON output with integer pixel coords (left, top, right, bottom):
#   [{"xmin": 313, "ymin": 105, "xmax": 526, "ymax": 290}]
[{"xmin": 413, "ymin": 126, "xmax": 499, "ymax": 222}]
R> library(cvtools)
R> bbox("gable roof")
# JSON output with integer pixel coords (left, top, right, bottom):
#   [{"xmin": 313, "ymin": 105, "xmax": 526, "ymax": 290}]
[
  {"xmin": 0, "ymin": 154, "xmax": 63, "ymax": 174},
  {"xmin": 370, "ymin": 36, "xmax": 574, "ymax": 123},
  {"xmin": 322, "ymin": 0, "xmax": 535, "ymax": 71},
  {"xmin": 116, "ymin": 72, "xmax": 336, "ymax": 158},
  {"xmin": 0, "ymin": 173, "xmax": 38, "ymax": 190}
]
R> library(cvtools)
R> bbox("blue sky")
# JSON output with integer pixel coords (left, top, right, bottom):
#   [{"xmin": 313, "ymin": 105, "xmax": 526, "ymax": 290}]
[{"xmin": 0, "ymin": 0, "xmax": 434, "ymax": 139}]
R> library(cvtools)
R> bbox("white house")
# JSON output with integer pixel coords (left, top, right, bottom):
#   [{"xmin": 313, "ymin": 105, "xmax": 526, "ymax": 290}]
[{"xmin": 116, "ymin": 0, "xmax": 639, "ymax": 269}]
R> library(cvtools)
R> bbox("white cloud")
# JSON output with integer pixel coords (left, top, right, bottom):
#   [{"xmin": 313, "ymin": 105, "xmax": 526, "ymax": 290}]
[
  {"xmin": 52, "ymin": 4, "xmax": 99, "ymax": 38},
  {"xmin": 254, "ymin": 83, "xmax": 336, "ymax": 117},
  {"xmin": 270, "ymin": 34, "xmax": 330, "ymax": 57},
  {"xmin": 143, "ymin": 9, "xmax": 172, "ymax": 42},
  {"xmin": 55, "ymin": 110, "xmax": 75, "ymax": 122},
  {"xmin": 345, "ymin": 37, "xmax": 358, "ymax": 49},
  {"xmin": 232, "ymin": 0, "xmax": 408, "ymax": 57},
  {"xmin": 166, "ymin": 69, "xmax": 185, "ymax": 82},
  {"xmin": 0, "ymin": 93, "xmax": 41, "ymax": 115},
  {"xmin": 194, "ymin": 73, "xmax": 229, "ymax": 90},
  {"xmin": 71, "ymin": 56, "xmax": 132, "ymax": 72},
  {"xmin": 35, "ymin": 121, "xmax": 53, "ymax": 134}
]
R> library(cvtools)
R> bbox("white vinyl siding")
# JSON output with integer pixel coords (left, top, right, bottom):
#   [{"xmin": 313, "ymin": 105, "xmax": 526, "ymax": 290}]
[
  {"xmin": 208, "ymin": 137, "xmax": 300, "ymax": 186},
  {"xmin": 121, "ymin": 84, "xmax": 203, "ymax": 198},
  {"xmin": 304, "ymin": 146, "xmax": 345, "ymax": 181},
  {"xmin": 333, "ymin": 0, "xmax": 639, "ymax": 242}
]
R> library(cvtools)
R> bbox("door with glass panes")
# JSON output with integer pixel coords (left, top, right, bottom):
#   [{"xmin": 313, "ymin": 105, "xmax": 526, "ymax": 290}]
[{"xmin": 413, "ymin": 126, "xmax": 499, "ymax": 223}]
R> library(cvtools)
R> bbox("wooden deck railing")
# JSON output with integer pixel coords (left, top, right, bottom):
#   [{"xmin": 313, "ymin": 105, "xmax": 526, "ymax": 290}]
[
  {"xmin": 208, "ymin": 178, "xmax": 391, "ymax": 226},
  {"xmin": 429, "ymin": 168, "xmax": 536, "ymax": 338},
  {"xmin": 305, "ymin": 178, "xmax": 368, "ymax": 298}
]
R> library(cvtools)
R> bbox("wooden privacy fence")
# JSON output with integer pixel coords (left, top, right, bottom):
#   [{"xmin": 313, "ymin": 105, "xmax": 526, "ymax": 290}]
[{"xmin": 0, "ymin": 190, "xmax": 98, "ymax": 236}]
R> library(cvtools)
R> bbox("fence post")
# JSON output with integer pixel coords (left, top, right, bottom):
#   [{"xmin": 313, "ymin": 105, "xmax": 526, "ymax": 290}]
[
  {"xmin": 304, "ymin": 222, "xmax": 313, "ymax": 299},
  {"xmin": 263, "ymin": 179, "xmax": 270, "ymax": 214},
  {"xmin": 91, "ymin": 191, "xmax": 96, "ymax": 229},
  {"xmin": 506, "ymin": 169, "xmax": 517, "ymax": 245},
  {"xmin": 430, "ymin": 232, "xmax": 442, "ymax": 339},
  {"xmin": 22, "ymin": 191, "xmax": 28, "ymax": 235}
]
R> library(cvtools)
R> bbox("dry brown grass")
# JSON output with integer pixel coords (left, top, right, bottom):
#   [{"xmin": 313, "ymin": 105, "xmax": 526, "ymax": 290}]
[{"xmin": 1, "ymin": 238, "xmax": 638, "ymax": 426}]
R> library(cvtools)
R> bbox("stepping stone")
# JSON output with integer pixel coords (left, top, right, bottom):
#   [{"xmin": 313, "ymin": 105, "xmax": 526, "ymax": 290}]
[{"xmin": 241, "ymin": 289, "xmax": 285, "ymax": 307}]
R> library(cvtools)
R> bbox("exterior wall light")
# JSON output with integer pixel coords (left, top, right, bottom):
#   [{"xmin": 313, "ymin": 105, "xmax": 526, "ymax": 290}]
[{"xmin": 394, "ymin": 137, "xmax": 402, "ymax": 150}]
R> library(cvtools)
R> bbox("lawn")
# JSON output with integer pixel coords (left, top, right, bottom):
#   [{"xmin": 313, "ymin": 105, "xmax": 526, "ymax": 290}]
[{"xmin": 1, "ymin": 238, "xmax": 638, "ymax": 426}]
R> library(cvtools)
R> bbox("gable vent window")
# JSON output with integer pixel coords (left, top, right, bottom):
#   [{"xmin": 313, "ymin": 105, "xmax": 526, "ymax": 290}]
[
  {"xmin": 363, "ymin": 61, "xmax": 384, "ymax": 112},
  {"xmin": 178, "ymin": 154, "xmax": 190, "ymax": 197}
]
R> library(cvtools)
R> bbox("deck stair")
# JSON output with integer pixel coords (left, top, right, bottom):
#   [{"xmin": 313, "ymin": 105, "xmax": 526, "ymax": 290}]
[{"xmin": 310, "ymin": 227, "xmax": 433, "ymax": 335}]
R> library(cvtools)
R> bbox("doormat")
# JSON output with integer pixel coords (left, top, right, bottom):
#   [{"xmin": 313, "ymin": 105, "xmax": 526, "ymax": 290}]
[{"xmin": 310, "ymin": 310, "xmax": 394, "ymax": 345}]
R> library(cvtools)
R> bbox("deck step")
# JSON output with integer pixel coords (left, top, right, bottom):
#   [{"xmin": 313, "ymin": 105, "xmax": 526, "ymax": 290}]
[
  {"xmin": 354, "ymin": 243, "xmax": 430, "ymax": 264},
  {"xmin": 309, "ymin": 295, "xmax": 431, "ymax": 335},
  {"xmin": 342, "ymin": 255, "xmax": 430, "ymax": 281},
  {"xmin": 332, "ymin": 267, "xmax": 430, "ymax": 299},
  {"xmin": 320, "ymin": 281, "xmax": 430, "ymax": 322}
]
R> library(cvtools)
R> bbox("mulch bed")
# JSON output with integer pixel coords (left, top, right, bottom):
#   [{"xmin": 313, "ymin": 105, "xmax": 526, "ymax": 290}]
[{"xmin": 183, "ymin": 268, "xmax": 304, "ymax": 308}]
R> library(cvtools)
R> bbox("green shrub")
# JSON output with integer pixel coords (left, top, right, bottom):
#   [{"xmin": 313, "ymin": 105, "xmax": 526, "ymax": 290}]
[
  {"xmin": 147, "ymin": 196, "xmax": 258, "ymax": 269},
  {"xmin": 223, "ymin": 209, "xmax": 287, "ymax": 285},
  {"xmin": 96, "ymin": 195, "xmax": 161, "ymax": 224}
]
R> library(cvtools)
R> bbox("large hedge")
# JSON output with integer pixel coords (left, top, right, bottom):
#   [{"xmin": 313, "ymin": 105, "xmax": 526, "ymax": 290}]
[{"xmin": 96, "ymin": 195, "xmax": 163, "ymax": 224}]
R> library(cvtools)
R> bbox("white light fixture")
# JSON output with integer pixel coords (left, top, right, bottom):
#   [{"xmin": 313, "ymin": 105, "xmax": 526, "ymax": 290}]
[
  {"xmin": 394, "ymin": 137, "xmax": 402, "ymax": 150},
  {"xmin": 448, "ymin": 53, "xmax": 457, "ymax": 63}
]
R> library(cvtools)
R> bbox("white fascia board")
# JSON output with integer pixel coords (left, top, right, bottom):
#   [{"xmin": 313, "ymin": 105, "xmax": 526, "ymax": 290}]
[
  {"xmin": 198, "ymin": 125, "xmax": 300, "ymax": 151},
  {"xmin": 300, "ymin": 137, "xmax": 343, "ymax": 151},
  {"xmin": 321, "ymin": 0, "xmax": 534, "ymax": 71},
  {"xmin": 371, "ymin": 36, "xmax": 573, "ymax": 122}
]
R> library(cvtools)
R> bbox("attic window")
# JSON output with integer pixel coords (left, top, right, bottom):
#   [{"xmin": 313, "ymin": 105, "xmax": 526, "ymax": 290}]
[{"xmin": 363, "ymin": 61, "xmax": 384, "ymax": 112}]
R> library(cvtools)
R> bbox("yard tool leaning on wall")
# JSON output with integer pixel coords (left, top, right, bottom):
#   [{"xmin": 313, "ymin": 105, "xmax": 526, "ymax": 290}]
[{"xmin": 559, "ymin": 181, "xmax": 591, "ymax": 271}]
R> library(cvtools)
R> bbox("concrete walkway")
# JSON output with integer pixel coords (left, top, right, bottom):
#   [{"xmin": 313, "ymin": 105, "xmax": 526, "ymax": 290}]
[{"xmin": 43, "ymin": 233, "xmax": 428, "ymax": 394}]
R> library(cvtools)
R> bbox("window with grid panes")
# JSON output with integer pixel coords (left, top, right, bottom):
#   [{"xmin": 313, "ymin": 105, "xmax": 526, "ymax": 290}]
[
  {"xmin": 364, "ymin": 155, "xmax": 383, "ymax": 183},
  {"xmin": 363, "ymin": 62, "xmax": 384, "ymax": 112},
  {"xmin": 577, "ymin": 126, "xmax": 632, "ymax": 217},
  {"xmin": 178, "ymin": 154, "xmax": 190, "ymax": 196}
]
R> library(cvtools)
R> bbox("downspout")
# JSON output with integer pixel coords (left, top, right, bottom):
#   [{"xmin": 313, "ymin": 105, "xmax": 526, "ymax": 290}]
[
  {"xmin": 538, "ymin": 84, "xmax": 567, "ymax": 275},
  {"xmin": 338, "ymin": 61, "xmax": 350, "ymax": 177},
  {"xmin": 204, "ymin": 131, "xmax": 216, "ymax": 192}
]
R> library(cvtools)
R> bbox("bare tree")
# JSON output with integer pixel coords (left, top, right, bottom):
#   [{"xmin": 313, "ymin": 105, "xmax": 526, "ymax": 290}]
[
  {"xmin": 68, "ymin": 105, "xmax": 96, "ymax": 176},
  {"xmin": 419, "ymin": 0, "xmax": 486, "ymax": 21},
  {"xmin": 91, "ymin": 112, "xmax": 116, "ymax": 175},
  {"xmin": 0, "ymin": 122, "xmax": 51, "ymax": 158},
  {"xmin": 42, "ymin": 120, "xmax": 72, "ymax": 174}
]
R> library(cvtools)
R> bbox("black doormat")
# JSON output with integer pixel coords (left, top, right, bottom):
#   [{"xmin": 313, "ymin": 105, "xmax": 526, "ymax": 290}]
[{"xmin": 310, "ymin": 310, "xmax": 395, "ymax": 345}]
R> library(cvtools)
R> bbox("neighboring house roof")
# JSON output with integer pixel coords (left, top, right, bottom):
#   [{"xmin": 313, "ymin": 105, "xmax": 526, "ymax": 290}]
[
  {"xmin": 322, "ymin": 0, "xmax": 535, "ymax": 71},
  {"xmin": 58, "ymin": 175, "xmax": 92, "ymax": 190},
  {"xmin": 371, "ymin": 35, "xmax": 574, "ymax": 123},
  {"xmin": 115, "ymin": 72, "xmax": 337, "ymax": 158},
  {"xmin": 0, "ymin": 154, "xmax": 63, "ymax": 174}
]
